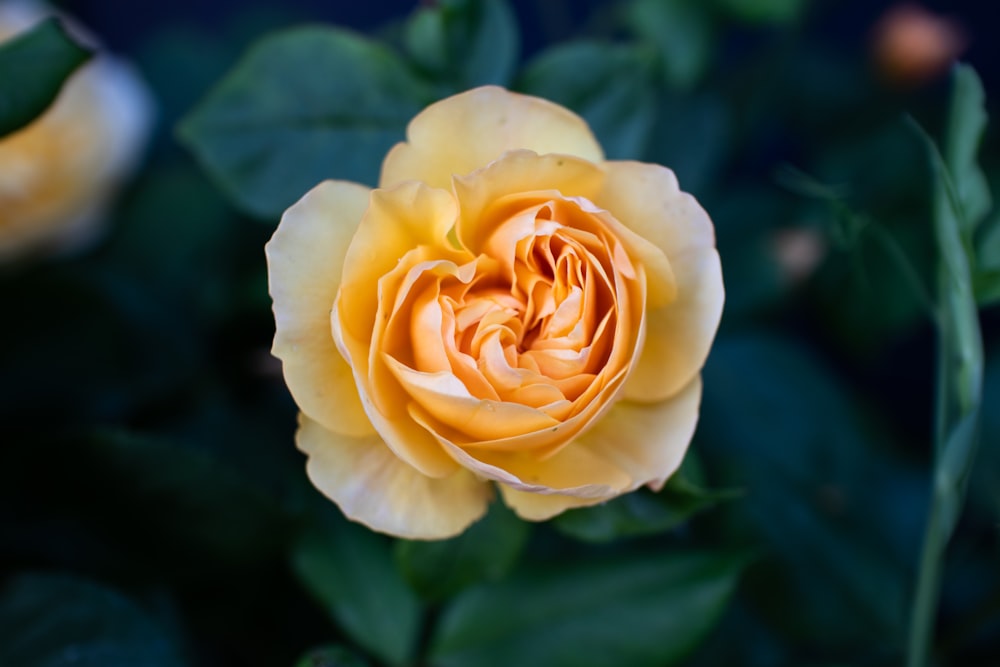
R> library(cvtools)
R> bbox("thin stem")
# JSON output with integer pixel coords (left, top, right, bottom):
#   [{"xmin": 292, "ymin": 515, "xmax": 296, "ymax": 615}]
[
  {"xmin": 905, "ymin": 105, "xmax": 986, "ymax": 667},
  {"xmin": 906, "ymin": 423, "xmax": 947, "ymax": 667}
]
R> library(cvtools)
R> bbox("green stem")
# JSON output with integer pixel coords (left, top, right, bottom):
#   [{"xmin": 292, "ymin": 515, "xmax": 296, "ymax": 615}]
[
  {"xmin": 907, "ymin": 496, "xmax": 945, "ymax": 667},
  {"xmin": 905, "ymin": 111, "xmax": 985, "ymax": 667}
]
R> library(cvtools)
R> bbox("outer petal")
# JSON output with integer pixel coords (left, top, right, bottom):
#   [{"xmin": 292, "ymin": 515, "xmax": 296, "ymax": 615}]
[
  {"xmin": 626, "ymin": 248, "xmax": 723, "ymax": 401},
  {"xmin": 452, "ymin": 149, "xmax": 605, "ymax": 251},
  {"xmin": 298, "ymin": 414, "xmax": 492, "ymax": 539},
  {"xmin": 497, "ymin": 377, "xmax": 702, "ymax": 519},
  {"xmin": 332, "ymin": 184, "xmax": 469, "ymax": 479},
  {"xmin": 267, "ymin": 180, "xmax": 374, "ymax": 437},
  {"xmin": 576, "ymin": 375, "xmax": 703, "ymax": 491},
  {"xmin": 498, "ymin": 485, "xmax": 607, "ymax": 521},
  {"xmin": 594, "ymin": 161, "xmax": 717, "ymax": 258},
  {"xmin": 593, "ymin": 162, "xmax": 723, "ymax": 402},
  {"xmin": 380, "ymin": 86, "xmax": 604, "ymax": 190}
]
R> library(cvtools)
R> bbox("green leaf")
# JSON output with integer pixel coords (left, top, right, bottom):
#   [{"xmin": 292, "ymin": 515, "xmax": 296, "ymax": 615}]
[
  {"xmin": 625, "ymin": 0, "xmax": 714, "ymax": 90},
  {"xmin": 517, "ymin": 41, "xmax": 655, "ymax": 159},
  {"xmin": 395, "ymin": 502, "xmax": 529, "ymax": 602},
  {"xmin": 0, "ymin": 573, "xmax": 187, "ymax": 667},
  {"xmin": 404, "ymin": 0, "xmax": 519, "ymax": 90},
  {"xmin": 178, "ymin": 26, "xmax": 429, "ymax": 219},
  {"xmin": 553, "ymin": 469, "xmax": 740, "ymax": 543},
  {"xmin": 974, "ymin": 190, "xmax": 1000, "ymax": 306},
  {"xmin": 970, "ymin": 357, "xmax": 1000, "ymax": 517},
  {"xmin": 291, "ymin": 515, "xmax": 421, "ymax": 667},
  {"xmin": 943, "ymin": 64, "xmax": 991, "ymax": 234},
  {"xmin": 700, "ymin": 335, "xmax": 916, "ymax": 646},
  {"xmin": 429, "ymin": 551, "xmax": 746, "ymax": 667},
  {"xmin": 293, "ymin": 645, "xmax": 370, "ymax": 667},
  {"xmin": 0, "ymin": 17, "xmax": 92, "ymax": 137}
]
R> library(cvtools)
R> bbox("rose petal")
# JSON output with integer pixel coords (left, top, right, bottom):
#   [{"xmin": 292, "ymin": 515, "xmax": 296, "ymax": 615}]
[
  {"xmin": 589, "ymin": 161, "xmax": 722, "ymax": 402},
  {"xmin": 623, "ymin": 248, "xmax": 723, "ymax": 402},
  {"xmin": 380, "ymin": 86, "xmax": 604, "ymax": 190},
  {"xmin": 498, "ymin": 485, "xmax": 609, "ymax": 521},
  {"xmin": 567, "ymin": 197, "xmax": 677, "ymax": 307},
  {"xmin": 453, "ymin": 150, "xmax": 605, "ymax": 252},
  {"xmin": 384, "ymin": 355, "xmax": 561, "ymax": 440},
  {"xmin": 577, "ymin": 376, "xmax": 703, "ymax": 491},
  {"xmin": 335, "ymin": 250, "xmax": 465, "ymax": 478},
  {"xmin": 594, "ymin": 161, "xmax": 717, "ymax": 258},
  {"xmin": 267, "ymin": 180, "xmax": 374, "ymax": 437},
  {"xmin": 297, "ymin": 414, "xmax": 492, "ymax": 539},
  {"xmin": 337, "ymin": 180, "xmax": 461, "ymax": 347}
]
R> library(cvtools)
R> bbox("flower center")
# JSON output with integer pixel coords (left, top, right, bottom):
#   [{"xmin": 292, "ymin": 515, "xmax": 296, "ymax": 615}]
[{"xmin": 380, "ymin": 194, "xmax": 638, "ymax": 415}]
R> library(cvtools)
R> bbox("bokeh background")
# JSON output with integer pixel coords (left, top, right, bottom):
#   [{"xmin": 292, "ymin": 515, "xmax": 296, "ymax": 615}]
[{"xmin": 1, "ymin": 1, "xmax": 998, "ymax": 665}]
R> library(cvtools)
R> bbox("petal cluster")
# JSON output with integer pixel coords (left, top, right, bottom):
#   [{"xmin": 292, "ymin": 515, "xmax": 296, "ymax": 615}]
[{"xmin": 267, "ymin": 86, "xmax": 723, "ymax": 538}]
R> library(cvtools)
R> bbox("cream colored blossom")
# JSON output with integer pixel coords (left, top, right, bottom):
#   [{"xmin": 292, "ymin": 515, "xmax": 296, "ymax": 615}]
[
  {"xmin": 0, "ymin": 1, "xmax": 152, "ymax": 261},
  {"xmin": 267, "ymin": 86, "xmax": 724, "ymax": 539}
]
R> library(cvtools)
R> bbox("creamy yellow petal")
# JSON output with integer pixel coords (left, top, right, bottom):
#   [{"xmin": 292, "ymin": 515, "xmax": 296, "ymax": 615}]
[
  {"xmin": 578, "ymin": 376, "xmax": 703, "ymax": 491},
  {"xmin": 593, "ymin": 161, "xmax": 717, "ymax": 258},
  {"xmin": 591, "ymin": 161, "xmax": 721, "ymax": 402},
  {"xmin": 337, "ymin": 181, "xmax": 461, "ymax": 346},
  {"xmin": 380, "ymin": 86, "xmax": 605, "ymax": 189},
  {"xmin": 499, "ymin": 485, "xmax": 609, "ymax": 521},
  {"xmin": 623, "ymin": 248, "xmax": 723, "ymax": 402},
  {"xmin": 266, "ymin": 180, "xmax": 374, "ymax": 437},
  {"xmin": 452, "ymin": 150, "xmax": 604, "ymax": 251},
  {"xmin": 415, "ymin": 399, "xmax": 632, "ymax": 496},
  {"xmin": 297, "ymin": 414, "xmax": 492, "ymax": 539}
]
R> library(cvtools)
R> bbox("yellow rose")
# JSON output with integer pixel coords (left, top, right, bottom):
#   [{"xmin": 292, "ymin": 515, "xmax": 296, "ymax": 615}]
[
  {"xmin": 267, "ymin": 86, "xmax": 724, "ymax": 539},
  {"xmin": 0, "ymin": 1, "xmax": 152, "ymax": 261}
]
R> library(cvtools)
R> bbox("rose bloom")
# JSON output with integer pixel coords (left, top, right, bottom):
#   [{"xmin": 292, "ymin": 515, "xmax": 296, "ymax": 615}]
[
  {"xmin": 267, "ymin": 86, "xmax": 724, "ymax": 539},
  {"xmin": 0, "ymin": 1, "xmax": 152, "ymax": 261}
]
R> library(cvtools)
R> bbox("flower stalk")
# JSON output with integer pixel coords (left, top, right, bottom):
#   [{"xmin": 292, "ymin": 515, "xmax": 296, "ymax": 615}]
[{"xmin": 906, "ymin": 65, "xmax": 987, "ymax": 667}]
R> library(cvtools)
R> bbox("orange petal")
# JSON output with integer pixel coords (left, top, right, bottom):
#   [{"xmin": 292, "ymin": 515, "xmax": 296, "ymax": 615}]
[
  {"xmin": 334, "ymin": 255, "xmax": 466, "ymax": 478},
  {"xmin": 337, "ymin": 180, "xmax": 462, "ymax": 347},
  {"xmin": 384, "ymin": 355, "xmax": 561, "ymax": 440},
  {"xmin": 380, "ymin": 86, "xmax": 604, "ymax": 190},
  {"xmin": 267, "ymin": 180, "xmax": 374, "ymax": 437},
  {"xmin": 297, "ymin": 414, "xmax": 492, "ymax": 539}
]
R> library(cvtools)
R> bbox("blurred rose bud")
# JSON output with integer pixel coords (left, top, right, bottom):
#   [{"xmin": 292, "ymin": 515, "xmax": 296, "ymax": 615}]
[
  {"xmin": 871, "ymin": 3, "xmax": 967, "ymax": 86},
  {"xmin": 0, "ymin": 0, "xmax": 153, "ymax": 261}
]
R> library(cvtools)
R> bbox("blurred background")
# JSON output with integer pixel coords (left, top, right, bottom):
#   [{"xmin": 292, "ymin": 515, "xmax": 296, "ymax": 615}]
[{"xmin": 1, "ymin": 1, "xmax": 998, "ymax": 665}]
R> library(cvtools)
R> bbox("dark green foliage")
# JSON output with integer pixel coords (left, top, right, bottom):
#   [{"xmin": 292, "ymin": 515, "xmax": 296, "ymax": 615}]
[
  {"xmin": 0, "ymin": 17, "xmax": 91, "ymax": 137},
  {"xmin": 178, "ymin": 26, "xmax": 429, "ymax": 219},
  {"xmin": 428, "ymin": 551, "xmax": 747, "ymax": 667},
  {"xmin": 0, "ymin": 574, "xmax": 187, "ymax": 667}
]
